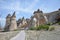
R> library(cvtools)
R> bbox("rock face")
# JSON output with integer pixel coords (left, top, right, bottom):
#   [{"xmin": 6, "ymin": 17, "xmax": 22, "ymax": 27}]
[
  {"xmin": 10, "ymin": 12, "xmax": 17, "ymax": 31},
  {"xmin": 45, "ymin": 9, "xmax": 60, "ymax": 23},
  {"xmin": 32, "ymin": 9, "xmax": 46, "ymax": 27},
  {"xmin": 4, "ymin": 14, "xmax": 11, "ymax": 31},
  {"xmin": 4, "ymin": 12, "xmax": 17, "ymax": 31}
]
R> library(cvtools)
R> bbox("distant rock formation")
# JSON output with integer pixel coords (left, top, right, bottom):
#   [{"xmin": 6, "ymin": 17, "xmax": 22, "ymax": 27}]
[{"xmin": 4, "ymin": 9, "xmax": 60, "ymax": 31}]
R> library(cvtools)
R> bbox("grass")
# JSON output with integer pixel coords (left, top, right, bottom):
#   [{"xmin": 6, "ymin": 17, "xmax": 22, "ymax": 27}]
[
  {"xmin": 49, "ymin": 26, "xmax": 55, "ymax": 31},
  {"xmin": 58, "ymin": 22, "xmax": 60, "ymax": 25},
  {"xmin": 47, "ymin": 22, "xmax": 53, "ymax": 26},
  {"xmin": 29, "ymin": 24, "xmax": 49, "ymax": 31}
]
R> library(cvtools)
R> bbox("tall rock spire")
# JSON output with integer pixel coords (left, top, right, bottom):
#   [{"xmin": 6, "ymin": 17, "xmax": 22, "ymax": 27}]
[
  {"xmin": 6, "ymin": 14, "xmax": 11, "ymax": 18},
  {"xmin": 4, "ymin": 14, "xmax": 11, "ymax": 31},
  {"xmin": 10, "ymin": 12, "xmax": 17, "ymax": 31},
  {"xmin": 12, "ymin": 11, "xmax": 16, "ymax": 17}
]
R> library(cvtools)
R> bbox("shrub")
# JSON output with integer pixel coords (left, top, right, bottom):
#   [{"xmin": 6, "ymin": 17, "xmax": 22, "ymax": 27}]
[
  {"xmin": 58, "ymin": 22, "xmax": 60, "ymax": 25},
  {"xmin": 14, "ymin": 29, "xmax": 18, "ymax": 31},
  {"xmin": 29, "ymin": 25, "xmax": 49, "ymax": 30},
  {"xmin": 47, "ymin": 22, "xmax": 52, "ymax": 25},
  {"xmin": 43, "ymin": 25, "xmax": 49, "ymax": 30},
  {"xmin": 49, "ymin": 26, "xmax": 55, "ymax": 31},
  {"xmin": 29, "ymin": 27, "xmax": 36, "ymax": 30},
  {"xmin": 37, "ymin": 25, "xmax": 49, "ymax": 30}
]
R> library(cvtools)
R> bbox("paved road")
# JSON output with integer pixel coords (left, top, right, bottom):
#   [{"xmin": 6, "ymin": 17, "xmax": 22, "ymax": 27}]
[{"xmin": 10, "ymin": 30, "xmax": 25, "ymax": 40}]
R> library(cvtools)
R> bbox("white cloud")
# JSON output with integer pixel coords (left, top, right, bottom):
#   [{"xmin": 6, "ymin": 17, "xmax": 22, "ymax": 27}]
[
  {"xmin": 0, "ymin": 18, "xmax": 5, "ymax": 27},
  {"xmin": 0, "ymin": 0, "xmax": 39, "ymax": 14},
  {"xmin": 0, "ymin": 18, "xmax": 5, "ymax": 22},
  {"xmin": 27, "ymin": 0, "xmax": 39, "ymax": 10}
]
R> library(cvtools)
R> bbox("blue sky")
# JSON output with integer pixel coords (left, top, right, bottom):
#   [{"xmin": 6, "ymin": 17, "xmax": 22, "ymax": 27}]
[{"xmin": 0, "ymin": 0, "xmax": 60, "ymax": 27}]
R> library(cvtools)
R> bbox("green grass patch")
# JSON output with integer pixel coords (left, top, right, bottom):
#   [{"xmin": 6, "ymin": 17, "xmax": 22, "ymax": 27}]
[
  {"xmin": 29, "ymin": 24, "xmax": 49, "ymax": 31},
  {"xmin": 49, "ymin": 26, "xmax": 55, "ymax": 31},
  {"xmin": 58, "ymin": 22, "xmax": 60, "ymax": 25}
]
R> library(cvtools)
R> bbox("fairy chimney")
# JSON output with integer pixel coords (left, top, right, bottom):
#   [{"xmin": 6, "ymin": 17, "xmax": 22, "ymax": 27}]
[
  {"xmin": 9, "ymin": 12, "xmax": 17, "ymax": 31},
  {"xmin": 4, "ymin": 14, "xmax": 11, "ymax": 31}
]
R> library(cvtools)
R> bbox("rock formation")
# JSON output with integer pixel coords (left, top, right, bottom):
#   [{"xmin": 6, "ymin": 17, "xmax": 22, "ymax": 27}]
[
  {"xmin": 4, "ymin": 12, "xmax": 17, "ymax": 31},
  {"xmin": 9, "ymin": 12, "xmax": 17, "ymax": 31},
  {"xmin": 4, "ymin": 14, "xmax": 11, "ymax": 31},
  {"xmin": 4, "ymin": 9, "xmax": 60, "ymax": 31}
]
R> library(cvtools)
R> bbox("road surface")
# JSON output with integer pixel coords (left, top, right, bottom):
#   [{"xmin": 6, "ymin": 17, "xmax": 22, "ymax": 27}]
[{"xmin": 10, "ymin": 30, "xmax": 25, "ymax": 40}]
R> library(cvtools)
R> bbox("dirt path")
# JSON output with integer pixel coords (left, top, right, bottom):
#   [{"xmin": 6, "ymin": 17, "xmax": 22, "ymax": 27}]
[{"xmin": 10, "ymin": 30, "xmax": 25, "ymax": 40}]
